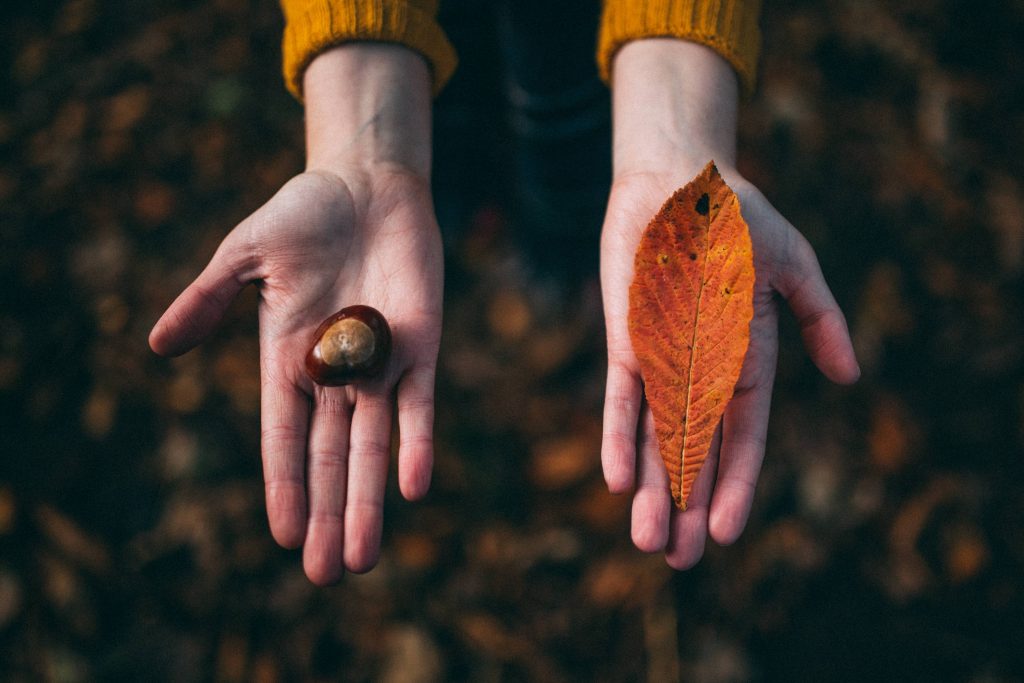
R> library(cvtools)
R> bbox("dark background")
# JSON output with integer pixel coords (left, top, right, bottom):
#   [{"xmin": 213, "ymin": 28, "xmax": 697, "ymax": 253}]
[{"xmin": 2, "ymin": 0, "xmax": 1023, "ymax": 680}]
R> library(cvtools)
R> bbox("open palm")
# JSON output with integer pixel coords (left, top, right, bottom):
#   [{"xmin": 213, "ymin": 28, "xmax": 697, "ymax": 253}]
[
  {"xmin": 600, "ymin": 166, "xmax": 860, "ymax": 569},
  {"xmin": 150, "ymin": 169, "xmax": 443, "ymax": 583}
]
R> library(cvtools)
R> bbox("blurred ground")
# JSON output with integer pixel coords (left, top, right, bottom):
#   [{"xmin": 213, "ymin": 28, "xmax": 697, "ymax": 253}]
[{"xmin": 2, "ymin": 0, "xmax": 1023, "ymax": 681}]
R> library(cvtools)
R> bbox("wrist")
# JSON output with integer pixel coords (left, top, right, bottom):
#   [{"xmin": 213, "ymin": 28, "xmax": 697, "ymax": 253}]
[
  {"xmin": 303, "ymin": 43, "xmax": 432, "ymax": 181},
  {"xmin": 611, "ymin": 39, "xmax": 739, "ymax": 180}
]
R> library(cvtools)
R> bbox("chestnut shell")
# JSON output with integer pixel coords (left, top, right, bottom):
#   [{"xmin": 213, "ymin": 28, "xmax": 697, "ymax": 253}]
[{"xmin": 305, "ymin": 305, "xmax": 392, "ymax": 386}]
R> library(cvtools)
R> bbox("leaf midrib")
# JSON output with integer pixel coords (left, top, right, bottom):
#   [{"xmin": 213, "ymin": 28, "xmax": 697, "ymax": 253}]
[{"xmin": 679, "ymin": 193, "xmax": 712, "ymax": 503}]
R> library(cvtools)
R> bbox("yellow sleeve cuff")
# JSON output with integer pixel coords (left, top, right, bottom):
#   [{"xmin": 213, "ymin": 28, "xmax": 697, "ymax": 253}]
[
  {"xmin": 280, "ymin": 0, "xmax": 458, "ymax": 101},
  {"xmin": 597, "ymin": 0, "xmax": 763, "ymax": 98}
]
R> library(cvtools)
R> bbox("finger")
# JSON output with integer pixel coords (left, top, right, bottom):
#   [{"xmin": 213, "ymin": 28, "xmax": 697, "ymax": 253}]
[
  {"xmin": 396, "ymin": 367, "xmax": 435, "ymax": 501},
  {"xmin": 302, "ymin": 388, "xmax": 352, "ymax": 586},
  {"xmin": 630, "ymin": 406, "xmax": 670, "ymax": 552},
  {"xmin": 709, "ymin": 315, "xmax": 777, "ymax": 546},
  {"xmin": 774, "ymin": 235, "xmax": 860, "ymax": 384},
  {"xmin": 665, "ymin": 427, "xmax": 721, "ymax": 570},
  {"xmin": 149, "ymin": 232, "xmax": 256, "ymax": 357},
  {"xmin": 261, "ymin": 368, "xmax": 310, "ymax": 550},
  {"xmin": 344, "ymin": 388, "xmax": 394, "ymax": 573},
  {"xmin": 602, "ymin": 360, "xmax": 643, "ymax": 493}
]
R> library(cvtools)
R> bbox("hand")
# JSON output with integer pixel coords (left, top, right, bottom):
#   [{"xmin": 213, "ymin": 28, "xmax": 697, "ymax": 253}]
[
  {"xmin": 600, "ymin": 40, "xmax": 860, "ymax": 569},
  {"xmin": 149, "ymin": 45, "xmax": 441, "ymax": 584}
]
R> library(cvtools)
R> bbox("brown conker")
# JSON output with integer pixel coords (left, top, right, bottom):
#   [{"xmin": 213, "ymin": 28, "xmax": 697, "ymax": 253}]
[{"xmin": 305, "ymin": 305, "xmax": 392, "ymax": 386}]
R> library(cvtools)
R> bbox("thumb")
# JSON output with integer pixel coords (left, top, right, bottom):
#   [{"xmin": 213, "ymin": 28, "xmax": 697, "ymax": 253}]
[
  {"xmin": 774, "ymin": 232, "xmax": 861, "ymax": 385},
  {"xmin": 149, "ymin": 230, "xmax": 256, "ymax": 357}
]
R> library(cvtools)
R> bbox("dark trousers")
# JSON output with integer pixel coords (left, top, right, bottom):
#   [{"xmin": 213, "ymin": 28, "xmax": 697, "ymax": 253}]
[{"xmin": 434, "ymin": 0, "xmax": 611, "ymax": 280}]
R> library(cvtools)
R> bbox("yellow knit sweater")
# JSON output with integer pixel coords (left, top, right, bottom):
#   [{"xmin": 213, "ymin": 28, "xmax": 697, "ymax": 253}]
[{"xmin": 279, "ymin": 0, "xmax": 762, "ymax": 100}]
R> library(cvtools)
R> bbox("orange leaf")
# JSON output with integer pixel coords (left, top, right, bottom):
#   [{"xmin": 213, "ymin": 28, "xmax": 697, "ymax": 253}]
[{"xmin": 628, "ymin": 162, "xmax": 755, "ymax": 510}]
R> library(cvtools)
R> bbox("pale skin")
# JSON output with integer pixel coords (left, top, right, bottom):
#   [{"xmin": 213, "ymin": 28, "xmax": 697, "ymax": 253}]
[
  {"xmin": 601, "ymin": 40, "xmax": 860, "ymax": 568},
  {"xmin": 150, "ymin": 37, "xmax": 859, "ymax": 583},
  {"xmin": 150, "ymin": 45, "xmax": 440, "ymax": 584}
]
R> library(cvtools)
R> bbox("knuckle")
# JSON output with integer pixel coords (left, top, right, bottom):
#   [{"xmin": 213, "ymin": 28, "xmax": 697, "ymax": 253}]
[
  {"xmin": 308, "ymin": 509, "xmax": 345, "ymax": 525},
  {"xmin": 606, "ymin": 392, "xmax": 640, "ymax": 417},
  {"xmin": 717, "ymin": 476, "xmax": 757, "ymax": 498},
  {"xmin": 398, "ymin": 394, "xmax": 434, "ymax": 415},
  {"xmin": 308, "ymin": 447, "xmax": 348, "ymax": 472},
  {"xmin": 314, "ymin": 389, "xmax": 351, "ymax": 414},
  {"xmin": 348, "ymin": 439, "xmax": 391, "ymax": 462},
  {"xmin": 400, "ymin": 434, "xmax": 434, "ymax": 453},
  {"xmin": 262, "ymin": 424, "xmax": 305, "ymax": 451},
  {"xmin": 602, "ymin": 430, "xmax": 636, "ymax": 454}
]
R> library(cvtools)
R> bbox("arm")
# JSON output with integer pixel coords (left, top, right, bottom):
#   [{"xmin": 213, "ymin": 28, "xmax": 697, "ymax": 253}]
[
  {"xmin": 600, "ymin": 39, "xmax": 860, "ymax": 568},
  {"xmin": 150, "ymin": 44, "xmax": 443, "ymax": 584}
]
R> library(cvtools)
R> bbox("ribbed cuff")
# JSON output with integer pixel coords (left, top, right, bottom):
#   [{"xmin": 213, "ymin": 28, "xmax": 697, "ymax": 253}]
[
  {"xmin": 597, "ymin": 0, "xmax": 762, "ymax": 98},
  {"xmin": 281, "ymin": 0, "xmax": 458, "ymax": 101}
]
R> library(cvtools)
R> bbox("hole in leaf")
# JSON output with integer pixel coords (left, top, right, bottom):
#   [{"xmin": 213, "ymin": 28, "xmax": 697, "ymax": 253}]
[{"xmin": 695, "ymin": 193, "xmax": 710, "ymax": 215}]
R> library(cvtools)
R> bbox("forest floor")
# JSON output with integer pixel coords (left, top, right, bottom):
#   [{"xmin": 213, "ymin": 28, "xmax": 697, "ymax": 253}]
[{"xmin": 1, "ymin": 0, "xmax": 1023, "ymax": 681}]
